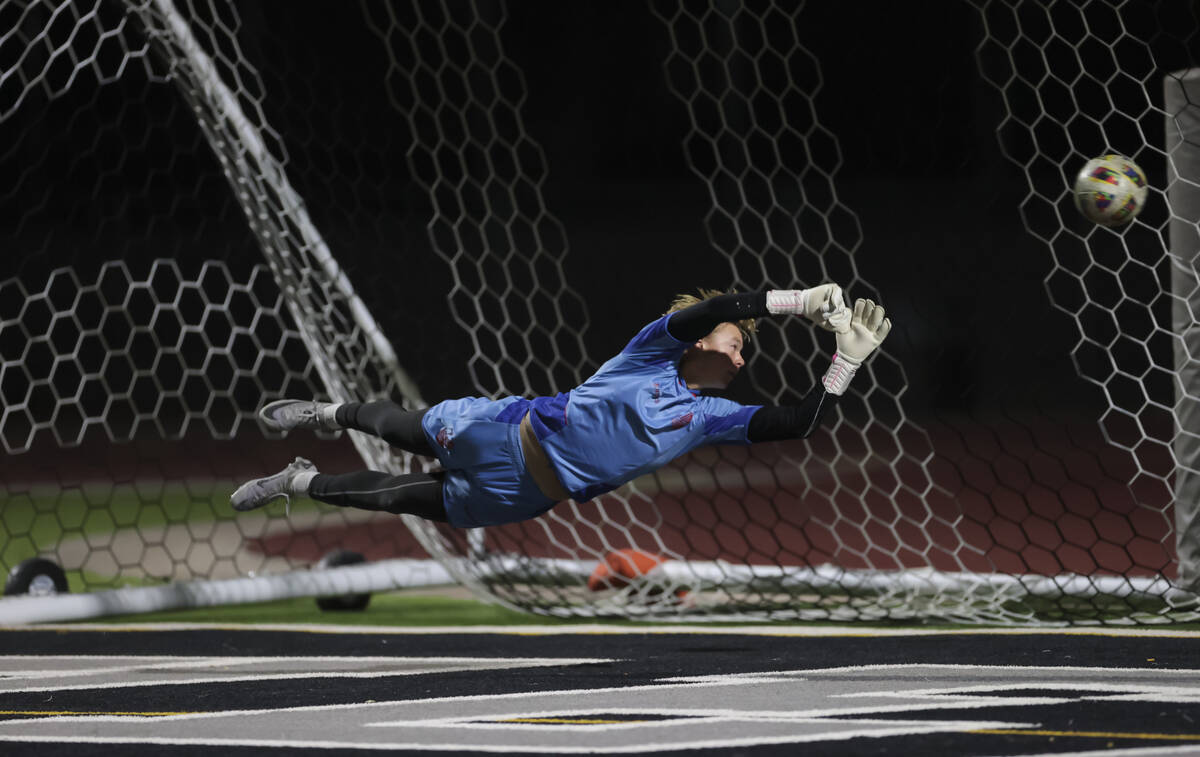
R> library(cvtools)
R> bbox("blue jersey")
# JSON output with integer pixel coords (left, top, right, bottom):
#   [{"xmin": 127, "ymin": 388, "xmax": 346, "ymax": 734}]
[{"xmin": 528, "ymin": 313, "xmax": 760, "ymax": 501}]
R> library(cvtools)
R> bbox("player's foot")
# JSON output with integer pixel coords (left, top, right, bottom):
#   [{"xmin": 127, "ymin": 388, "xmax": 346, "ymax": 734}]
[
  {"xmin": 231, "ymin": 457, "xmax": 317, "ymax": 512},
  {"xmin": 259, "ymin": 399, "xmax": 340, "ymax": 432}
]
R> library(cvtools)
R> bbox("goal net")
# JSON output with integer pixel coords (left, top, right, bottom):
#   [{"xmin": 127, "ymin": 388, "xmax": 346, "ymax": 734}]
[{"xmin": 1, "ymin": 0, "xmax": 1198, "ymax": 625}]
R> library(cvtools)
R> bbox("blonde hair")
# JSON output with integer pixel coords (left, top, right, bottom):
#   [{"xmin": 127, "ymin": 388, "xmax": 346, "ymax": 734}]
[{"xmin": 666, "ymin": 288, "xmax": 757, "ymax": 342}]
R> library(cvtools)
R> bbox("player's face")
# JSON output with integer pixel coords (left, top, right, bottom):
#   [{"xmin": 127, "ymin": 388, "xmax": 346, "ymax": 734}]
[{"xmin": 683, "ymin": 323, "xmax": 745, "ymax": 389}]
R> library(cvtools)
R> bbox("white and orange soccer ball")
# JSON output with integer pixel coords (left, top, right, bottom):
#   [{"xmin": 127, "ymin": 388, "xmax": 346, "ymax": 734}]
[
  {"xmin": 1072, "ymin": 154, "xmax": 1148, "ymax": 227},
  {"xmin": 587, "ymin": 548, "xmax": 691, "ymax": 605}
]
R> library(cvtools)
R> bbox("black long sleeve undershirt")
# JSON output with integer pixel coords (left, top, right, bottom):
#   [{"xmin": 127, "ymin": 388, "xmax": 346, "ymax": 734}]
[
  {"xmin": 665, "ymin": 291, "xmax": 769, "ymax": 342},
  {"xmin": 746, "ymin": 389, "xmax": 838, "ymax": 442},
  {"xmin": 667, "ymin": 290, "xmax": 838, "ymax": 442}
]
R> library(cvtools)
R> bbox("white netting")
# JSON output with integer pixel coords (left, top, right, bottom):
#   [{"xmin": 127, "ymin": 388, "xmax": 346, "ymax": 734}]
[
  {"xmin": 974, "ymin": 0, "xmax": 1200, "ymax": 615},
  {"xmin": 1, "ymin": 0, "xmax": 442, "ymax": 589},
  {"xmin": 3, "ymin": 0, "xmax": 1199, "ymax": 625}
]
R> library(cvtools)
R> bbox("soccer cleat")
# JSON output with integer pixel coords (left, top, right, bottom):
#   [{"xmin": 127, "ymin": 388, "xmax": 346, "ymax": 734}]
[
  {"xmin": 231, "ymin": 457, "xmax": 317, "ymax": 512},
  {"xmin": 259, "ymin": 399, "xmax": 340, "ymax": 432}
]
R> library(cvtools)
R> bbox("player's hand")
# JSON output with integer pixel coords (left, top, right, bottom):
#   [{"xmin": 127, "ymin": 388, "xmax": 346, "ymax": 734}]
[
  {"xmin": 766, "ymin": 284, "xmax": 850, "ymax": 332},
  {"xmin": 835, "ymin": 298, "xmax": 891, "ymax": 365},
  {"xmin": 821, "ymin": 288, "xmax": 851, "ymax": 333}
]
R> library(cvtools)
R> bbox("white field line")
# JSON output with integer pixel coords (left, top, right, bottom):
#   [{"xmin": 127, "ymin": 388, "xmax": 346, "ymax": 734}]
[{"xmin": 0, "ymin": 655, "xmax": 613, "ymax": 695}]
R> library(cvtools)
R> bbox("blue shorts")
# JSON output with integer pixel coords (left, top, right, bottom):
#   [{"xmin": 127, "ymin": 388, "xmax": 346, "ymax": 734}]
[{"xmin": 420, "ymin": 396, "xmax": 557, "ymax": 528}]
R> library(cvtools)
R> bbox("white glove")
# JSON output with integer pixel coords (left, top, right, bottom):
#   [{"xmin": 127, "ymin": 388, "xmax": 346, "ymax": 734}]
[
  {"xmin": 823, "ymin": 298, "xmax": 892, "ymax": 395},
  {"xmin": 766, "ymin": 284, "xmax": 849, "ymax": 332}
]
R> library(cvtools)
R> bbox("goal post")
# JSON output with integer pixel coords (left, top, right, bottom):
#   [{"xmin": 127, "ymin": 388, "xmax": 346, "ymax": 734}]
[
  {"xmin": 3, "ymin": 0, "xmax": 1200, "ymax": 627},
  {"xmin": 1166, "ymin": 67, "xmax": 1200, "ymax": 593}
]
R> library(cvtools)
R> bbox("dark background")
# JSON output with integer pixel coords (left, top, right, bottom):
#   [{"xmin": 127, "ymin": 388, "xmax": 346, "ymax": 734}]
[{"xmin": 6, "ymin": 0, "xmax": 1191, "ymax": 418}]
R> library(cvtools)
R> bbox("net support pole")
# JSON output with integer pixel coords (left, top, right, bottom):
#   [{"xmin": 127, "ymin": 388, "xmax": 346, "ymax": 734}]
[
  {"xmin": 0, "ymin": 559, "xmax": 456, "ymax": 626},
  {"xmin": 127, "ymin": 0, "xmax": 425, "ymax": 410},
  {"xmin": 1167, "ymin": 68, "xmax": 1200, "ymax": 592},
  {"xmin": 115, "ymin": 0, "xmax": 502, "ymax": 607}
]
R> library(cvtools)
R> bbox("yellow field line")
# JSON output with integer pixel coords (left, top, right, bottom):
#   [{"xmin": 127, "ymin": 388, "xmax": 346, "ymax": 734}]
[{"xmin": 971, "ymin": 728, "xmax": 1200, "ymax": 741}]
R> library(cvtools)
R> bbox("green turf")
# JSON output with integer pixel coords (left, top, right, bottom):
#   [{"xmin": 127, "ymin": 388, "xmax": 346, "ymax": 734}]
[
  {"xmin": 2, "ymin": 483, "xmax": 320, "ymax": 591},
  {"xmin": 76, "ymin": 590, "xmax": 1200, "ymax": 630},
  {"xmin": 90, "ymin": 592, "xmax": 613, "ymax": 626},
  {"xmin": 3, "ymin": 483, "xmax": 221, "ymax": 564}
]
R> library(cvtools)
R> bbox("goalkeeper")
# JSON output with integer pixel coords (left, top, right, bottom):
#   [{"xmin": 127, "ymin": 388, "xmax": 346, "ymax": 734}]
[{"xmin": 231, "ymin": 287, "xmax": 891, "ymax": 527}]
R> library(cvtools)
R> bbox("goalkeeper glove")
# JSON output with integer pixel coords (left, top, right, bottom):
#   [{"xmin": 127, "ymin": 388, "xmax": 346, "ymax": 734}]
[
  {"xmin": 766, "ymin": 284, "xmax": 849, "ymax": 332},
  {"xmin": 823, "ymin": 298, "xmax": 892, "ymax": 395}
]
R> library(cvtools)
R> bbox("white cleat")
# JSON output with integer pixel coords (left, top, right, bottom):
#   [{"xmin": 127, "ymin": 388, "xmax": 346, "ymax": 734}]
[
  {"xmin": 258, "ymin": 399, "xmax": 340, "ymax": 432},
  {"xmin": 231, "ymin": 457, "xmax": 317, "ymax": 512}
]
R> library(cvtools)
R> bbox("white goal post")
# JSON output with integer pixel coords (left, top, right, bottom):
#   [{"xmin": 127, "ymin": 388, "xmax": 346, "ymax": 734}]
[{"xmin": 1167, "ymin": 68, "xmax": 1200, "ymax": 593}]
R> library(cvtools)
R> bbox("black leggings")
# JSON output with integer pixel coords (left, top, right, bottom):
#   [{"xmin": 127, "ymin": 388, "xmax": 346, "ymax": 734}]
[{"xmin": 306, "ymin": 401, "xmax": 449, "ymax": 523}]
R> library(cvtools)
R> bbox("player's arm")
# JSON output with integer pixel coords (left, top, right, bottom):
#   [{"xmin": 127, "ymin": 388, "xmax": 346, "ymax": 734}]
[
  {"xmin": 747, "ymin": 388, "xmax": 837, "ymax": 442},
  {"xmin": 747, "ymin": 298, "xmax": 892, "ymax": 442},
  {"xmin": 665, "ymin": 285, "xmax": 849, "ymax": 342}
]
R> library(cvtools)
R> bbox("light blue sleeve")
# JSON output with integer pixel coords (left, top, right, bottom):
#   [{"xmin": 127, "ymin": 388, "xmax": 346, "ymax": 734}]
[
  {"xmin": 620, "ymin": 314, "xmax": 689, "ymax": 364},
  {"xmin": 697, "ymin": 395, "xmax": 761, "ymax": 445}
]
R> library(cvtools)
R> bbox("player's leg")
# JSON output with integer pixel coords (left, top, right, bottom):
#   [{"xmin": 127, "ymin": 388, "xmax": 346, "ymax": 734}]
[
  {"xmin": 259, "ymin": 399, "xmax": 434, "ymax": 456},
  {"xmin": 307, "ymin": 469, "xmax": 447, "ymax": 522},
  {"xmin": 334, "ymin": 401, "xmax": 434, "ymax": 456},
  {"xmin": 231, "ymin": 458, "xmax": 448, "ymax": 522},
  {"xmin": 230, "ymin": 456, "xmax": 316, "ymax": 513}
]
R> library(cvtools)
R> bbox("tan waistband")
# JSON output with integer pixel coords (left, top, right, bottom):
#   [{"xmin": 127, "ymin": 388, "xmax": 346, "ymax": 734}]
[{"xmin": 519, "ymin": 412, "xmax": 572, "ymax": 503}]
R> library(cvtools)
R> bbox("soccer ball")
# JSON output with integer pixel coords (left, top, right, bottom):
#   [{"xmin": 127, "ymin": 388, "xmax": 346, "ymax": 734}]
[{"xmin": 1072, "ymin": 154, "xmax": 1148, "ymax": 227}]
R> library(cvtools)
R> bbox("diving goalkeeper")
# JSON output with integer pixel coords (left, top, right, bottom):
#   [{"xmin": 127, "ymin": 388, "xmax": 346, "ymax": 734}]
[{"xmin": 231, "ymin": 287, "xmax": 891, "ymax": 527}]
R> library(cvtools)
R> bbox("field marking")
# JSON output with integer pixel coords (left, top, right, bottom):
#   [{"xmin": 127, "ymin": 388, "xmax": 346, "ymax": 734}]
[
  {"xmin": 0, "ymin": 722, "xmax": 1037, "ymax": 754},
  {"xmin": 659, "ymin": 662, "xmax": 1200, "ymax": 683},
  {"xmin": 499, "ymin": 718, "xmax": 653, "ymax": 725},
  {"xmin": 22, "ymin": 662, "xmax": 1181, "ymax": 725},
  {"xmin": 7, "ymin": 621, "xmax": 1199, "ymax": 638},
  {"xmin": 3, "ymin": 664, "xmax": 1197, "ymax": 753},
  {"xmin": 0, "ymin": 655, "xmax": 612, "ymax": 695},
  {"xmin": 374, "ymin": 701, "xmax": 1047, "ymax": 727},
  {"xmin": 0, "ymin": 711, "xmax": 192, "ymax": 718},
  {"xmin": 1050, "ymin": 746, "xmax": 1200, "ymax": 756},
  {"xmin": 971, "ymin": 728, "xmax": 1200, "ymax": 741}
]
